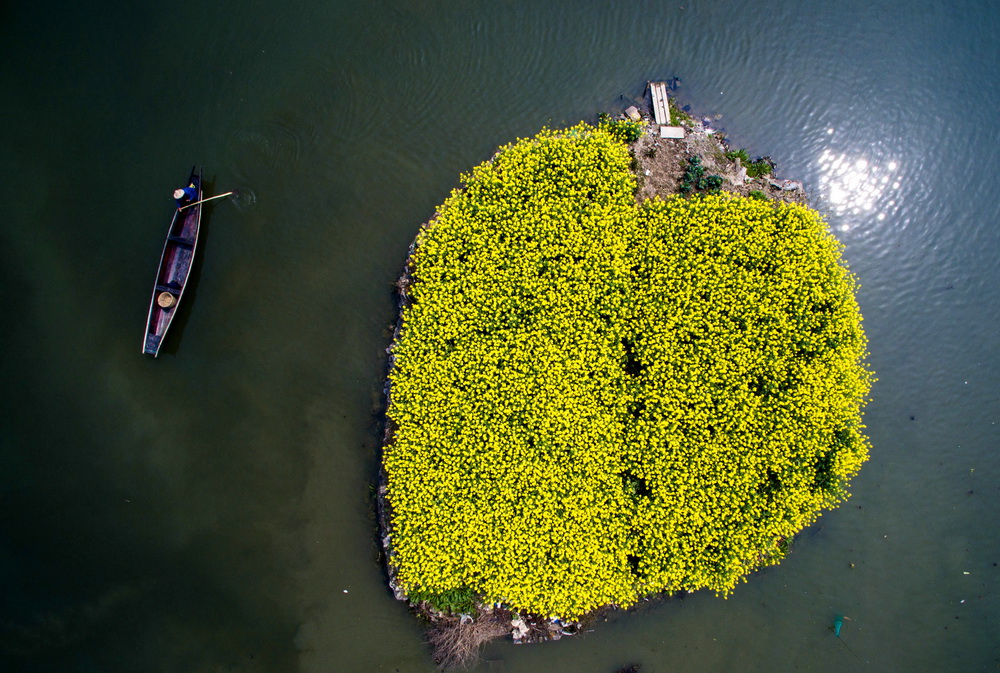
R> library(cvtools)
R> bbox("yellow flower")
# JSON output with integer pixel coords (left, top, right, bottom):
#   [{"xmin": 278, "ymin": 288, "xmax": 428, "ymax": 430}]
[{"xmin": 382, "ymin": 124, "xmax": 873, "ymax": 619}]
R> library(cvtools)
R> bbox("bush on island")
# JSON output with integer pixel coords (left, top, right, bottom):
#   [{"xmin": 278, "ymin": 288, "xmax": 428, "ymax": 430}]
[{"xmin": 383, "ymin": 123, "xmax": 872, "ymax": 620}]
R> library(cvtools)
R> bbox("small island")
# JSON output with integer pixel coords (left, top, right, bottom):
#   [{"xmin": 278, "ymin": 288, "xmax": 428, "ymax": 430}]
[{"xmin": 379, "ymin": 85, "xmax": 873, "ymax": 669}]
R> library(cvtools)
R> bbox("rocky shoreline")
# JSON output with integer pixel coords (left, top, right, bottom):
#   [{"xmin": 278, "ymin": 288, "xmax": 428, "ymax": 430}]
[
  {"xmin": 377, "ymin": 87, "xmax": 810, "ymax": 664},
  {"xmin": 628, "ymin": 96, "xmax": 807, "ymax": 205}
]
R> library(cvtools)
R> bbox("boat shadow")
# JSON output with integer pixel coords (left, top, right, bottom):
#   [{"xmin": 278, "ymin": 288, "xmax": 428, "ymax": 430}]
[{"xmin": 158, "ymin": 174, "xmax": 220, "ymax": 357}]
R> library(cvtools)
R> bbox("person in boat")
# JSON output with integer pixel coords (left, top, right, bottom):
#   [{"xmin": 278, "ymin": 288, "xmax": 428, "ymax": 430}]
[{"xmin": 173, "ymin": 184, "xmax": 197, "ymax": 207}]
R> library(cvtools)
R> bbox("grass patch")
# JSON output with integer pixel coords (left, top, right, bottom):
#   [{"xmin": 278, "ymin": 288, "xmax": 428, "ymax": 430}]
[
  {"xmin": 410, "ymin": 587, "xmax": 479, "ymax": 615},
  {"xmin": 668, "ymin": 97, "xmax": 694, "ymax": 125}
]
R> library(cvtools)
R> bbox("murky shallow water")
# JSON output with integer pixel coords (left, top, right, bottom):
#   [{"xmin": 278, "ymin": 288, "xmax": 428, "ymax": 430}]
[{"xmin": 1, "ymin": 1, "xmax": 998, "ymax": 671}]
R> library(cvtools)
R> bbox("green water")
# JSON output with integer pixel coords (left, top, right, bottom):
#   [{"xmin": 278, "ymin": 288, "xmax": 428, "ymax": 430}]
[{"xmin": 1, "ymin": 1, "xmax": 998, "ymax": 671}]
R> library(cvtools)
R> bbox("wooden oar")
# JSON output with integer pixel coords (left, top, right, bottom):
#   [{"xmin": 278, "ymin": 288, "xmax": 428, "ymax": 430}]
[{"xmin": 179, "ymin": 191, "xmax": 234, "ymax": 211}]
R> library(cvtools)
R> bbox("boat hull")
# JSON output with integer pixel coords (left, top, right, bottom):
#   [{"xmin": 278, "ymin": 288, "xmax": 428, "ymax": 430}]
[{"xmin": 142, "ymin": 167, "xmax": 202, "ymax": 356}]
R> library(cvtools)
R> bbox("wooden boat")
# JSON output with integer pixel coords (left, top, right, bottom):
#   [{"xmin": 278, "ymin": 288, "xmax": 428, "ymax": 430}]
[{"xmin": 142, "ymin": 167, "xmax": 203, "ymax": 356}]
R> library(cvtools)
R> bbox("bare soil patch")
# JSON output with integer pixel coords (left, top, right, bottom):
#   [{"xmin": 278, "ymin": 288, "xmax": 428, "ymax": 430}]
[{"xmin": 630, "ymin": 100, "xmax": 807, "ymax": 205}]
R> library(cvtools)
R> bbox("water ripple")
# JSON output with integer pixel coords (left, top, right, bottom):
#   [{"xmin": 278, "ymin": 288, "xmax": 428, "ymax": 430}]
[
  {"xmin": 225, "ymin": 118, "xmax": 312, "ymax": 205},
  {"xmin": 229, "ymin": 187, "xmax": 258, "ymax": 212}
]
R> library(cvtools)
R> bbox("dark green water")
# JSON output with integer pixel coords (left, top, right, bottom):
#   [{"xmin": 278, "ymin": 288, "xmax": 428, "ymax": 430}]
[{"xmin": 1, "ymin": 1, "xmax": 998, "ymax": 671}]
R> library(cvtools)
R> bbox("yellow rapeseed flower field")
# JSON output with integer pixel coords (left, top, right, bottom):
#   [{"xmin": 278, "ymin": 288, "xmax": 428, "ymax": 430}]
[{"xmin": 383, "ymin": 124, "xmax": 873, "ymax": 619}]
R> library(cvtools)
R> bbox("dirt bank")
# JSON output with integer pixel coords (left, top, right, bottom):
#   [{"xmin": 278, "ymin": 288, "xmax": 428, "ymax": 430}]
[{"xmin": 629, "ymin": 96, "xmax": 808, "ymax": 205}]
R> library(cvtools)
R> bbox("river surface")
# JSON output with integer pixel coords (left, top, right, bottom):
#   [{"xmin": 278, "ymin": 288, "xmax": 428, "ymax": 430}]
[{"xmin": 1, "ymin": 1, "xmax": 998, "ymax": 671}]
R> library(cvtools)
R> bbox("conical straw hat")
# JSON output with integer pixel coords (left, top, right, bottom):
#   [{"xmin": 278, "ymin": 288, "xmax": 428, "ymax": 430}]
[{"xmin": 157, "ymin": 291, "xmax": 176, "ymax": 308}]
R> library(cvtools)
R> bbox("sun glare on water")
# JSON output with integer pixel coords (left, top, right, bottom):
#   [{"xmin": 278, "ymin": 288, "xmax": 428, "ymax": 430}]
[{"xmin": 817, "ymin": 149, "xmax": 901, "ymax": 230}]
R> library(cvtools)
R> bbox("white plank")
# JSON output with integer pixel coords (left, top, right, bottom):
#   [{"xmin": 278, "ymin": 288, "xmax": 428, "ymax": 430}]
[{"xmin": 649, "ymin": 81, "xmax": 671, "ymax": 126}]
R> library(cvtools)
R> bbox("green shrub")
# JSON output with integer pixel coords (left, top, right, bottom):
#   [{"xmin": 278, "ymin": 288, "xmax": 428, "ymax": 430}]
[
  {"xmin": 384, "ymin": 124, "xmax": 873, "ymax": 619},
  {"xmin": 680, "ymin": 156, "xmax": 723, "ymax": 195},
  {"xmin": 726, "ymin": 149, "xmax": 772, "ymax": 178},
  {"xmin": 748, "ymin": 189, "xmax": 767, "ymax": 201},
  {"xmin": 679, "ymin": 155, "xmax": 703, "ymax": 193},
  {"xmin": 697, "ymin": 174, "xmax": 724, "ymax": 194},
  {"xmin": 746, "ymin": 158, "xmax": 773, "ymax": 178}
]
